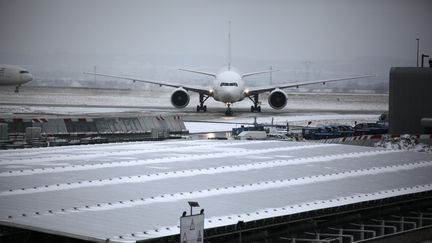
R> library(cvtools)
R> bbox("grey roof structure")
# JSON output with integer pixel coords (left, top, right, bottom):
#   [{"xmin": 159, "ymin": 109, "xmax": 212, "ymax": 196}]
[{"xmin": 0, "ymin": 140, "xmax": 431, "ymax": 242}]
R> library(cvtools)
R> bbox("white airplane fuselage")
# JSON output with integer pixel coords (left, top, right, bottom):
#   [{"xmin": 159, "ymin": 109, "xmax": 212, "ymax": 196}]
[
  {"xmin": 212, "ymin": 68, "xmax": 245, "ymax": 104},
  {"xmin": 0, "ymin": 65, "xmax": 33, "ymax": 86}
]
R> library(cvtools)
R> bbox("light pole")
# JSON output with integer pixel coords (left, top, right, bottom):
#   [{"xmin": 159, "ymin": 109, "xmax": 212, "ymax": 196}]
[
  {"xmin": 416, "ymin": 38, "xmax": 420, "ymax": 67},
  {"xmin": 269, "ymin": 66, "xmax": 273, "ymax": 85},
  {"xmin": 188, "ymin": 201, "xmax": 200, "ymax": 215}
]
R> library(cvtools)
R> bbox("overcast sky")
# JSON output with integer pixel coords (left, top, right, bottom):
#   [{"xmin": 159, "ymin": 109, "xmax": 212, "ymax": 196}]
[{"xmin": 1, "ymin": 0, "xmax": 431, "ymax": 61}]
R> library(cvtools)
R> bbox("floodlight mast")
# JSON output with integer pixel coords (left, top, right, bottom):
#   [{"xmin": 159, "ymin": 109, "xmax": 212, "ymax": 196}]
[{"xmin": 228, "ymin": 21, "xmax": 231, "ymax": 71}]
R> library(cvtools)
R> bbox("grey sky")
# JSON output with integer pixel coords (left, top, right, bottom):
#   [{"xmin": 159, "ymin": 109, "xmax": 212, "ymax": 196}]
[{"xmin": 1, "ymin": 0, "xmax": 431, "ymax": 61}]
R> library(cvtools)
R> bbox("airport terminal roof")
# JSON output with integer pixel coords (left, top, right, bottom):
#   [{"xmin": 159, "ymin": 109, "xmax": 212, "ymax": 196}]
[{"xmin": 1, "ymin": 140, "xmax": 432, "ymax": 242}]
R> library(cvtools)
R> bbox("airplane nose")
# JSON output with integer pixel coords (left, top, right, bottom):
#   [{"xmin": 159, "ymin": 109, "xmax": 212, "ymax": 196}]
[
  {"xmin": 220, "ymin": 89, "xmax": 237, "ymax": 101},
  {"xmin": 25, "ymin": 74, "xmax": 33, "ymax": 82}
]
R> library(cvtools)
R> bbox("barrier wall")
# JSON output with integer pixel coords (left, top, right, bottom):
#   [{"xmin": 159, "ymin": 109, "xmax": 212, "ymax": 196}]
[{"xmin": 0, "ymin": 115, "xmax": 187, "ymax": 135}]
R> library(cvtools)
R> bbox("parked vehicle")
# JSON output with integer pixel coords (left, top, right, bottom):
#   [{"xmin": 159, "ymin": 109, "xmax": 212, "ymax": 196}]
[
  {"xmin": 353, "ymin": 123, "xmax": 388, "ymax": 136},
  {"xmin": 303, "ymin": 122, "xmax": 388, "ymax": 140}
]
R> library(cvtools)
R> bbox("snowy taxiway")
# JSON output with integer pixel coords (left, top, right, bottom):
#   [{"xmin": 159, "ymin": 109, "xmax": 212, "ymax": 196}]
[
  {"xmin": 0, "ymin": 139, "xmax": 431, "ymax": 242},
  {"xmin": 0, "ymin": 86, "xmax": 387, "ymax": 136},
  {"xmin": 0, "ymin": 86, "xmax": 386, "ymax": 117}
]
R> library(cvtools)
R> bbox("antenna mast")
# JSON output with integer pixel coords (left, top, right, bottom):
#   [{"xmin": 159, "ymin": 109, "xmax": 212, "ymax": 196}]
[
  {"xmin": 270, "ymin": 66, "xmax": 273, "ymax": 85},
  {"xmin": 228, "ymin": 21, "xmax": 231, "ymax": 71}
]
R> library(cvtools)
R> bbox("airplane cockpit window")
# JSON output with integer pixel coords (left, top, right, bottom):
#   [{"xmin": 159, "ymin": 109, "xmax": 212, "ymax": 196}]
[
  {"xmin": 20, "ymin": 70, "xmax": 29, "ymax": 74},
  {"xmin": 220, "ymin": 82, "xmax": 238, "ymax": 87}
]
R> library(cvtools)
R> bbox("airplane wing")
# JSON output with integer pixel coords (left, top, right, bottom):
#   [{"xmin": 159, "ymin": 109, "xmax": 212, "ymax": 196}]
[
  {"xmin": 246, "ymin": 75, "xmax": 375, "ymax": 95},
  {"xmin": 83, "ymin": 72, "xmax": 213, "ymax": 95}
]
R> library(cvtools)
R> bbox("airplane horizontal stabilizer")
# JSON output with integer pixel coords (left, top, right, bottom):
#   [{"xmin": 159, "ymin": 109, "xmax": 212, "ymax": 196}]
[
  {"xmin": 242, "ymin": 69, "xmax": 279, "ymax": 78},
  {"xmin": 178, "ymin": 69, "xmax": 216, "ymax": 77}
]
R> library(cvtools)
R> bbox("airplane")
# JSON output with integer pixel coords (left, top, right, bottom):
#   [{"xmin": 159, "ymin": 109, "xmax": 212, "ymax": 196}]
[
  {"xmin": 85, "ymin": 23, "xmax": 373, "ymax": 116},
  {"xmin": 0, "ymin": 65, "xmax": 33, "ymax": 93}
]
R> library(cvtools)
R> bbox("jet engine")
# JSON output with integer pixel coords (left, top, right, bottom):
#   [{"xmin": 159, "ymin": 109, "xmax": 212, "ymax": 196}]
[
  {"xmin": 170, "ymin": 88, "xmax": 190, "ymax": 108},
  {"xmin": 268, "ymin": 88, "xmax": 287, "ymax": 110}
]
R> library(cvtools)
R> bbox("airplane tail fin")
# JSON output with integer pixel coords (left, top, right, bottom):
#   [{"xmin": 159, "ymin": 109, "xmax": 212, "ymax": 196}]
[{"xmin": 228, "ymin": 20, "xmax": 231, "ymax": 71}]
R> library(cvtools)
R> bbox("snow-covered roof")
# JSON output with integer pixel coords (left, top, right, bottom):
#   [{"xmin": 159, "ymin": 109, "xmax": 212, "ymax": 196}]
[{"xmin": 0, "ymin": 140, "xmax": 431, "ymax": 242}]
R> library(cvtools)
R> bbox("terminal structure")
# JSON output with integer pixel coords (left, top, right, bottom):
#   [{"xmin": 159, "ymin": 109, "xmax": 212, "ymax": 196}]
[{"xmin": 389, "ymin": 67, "xmax": 432, "ymax": 134}]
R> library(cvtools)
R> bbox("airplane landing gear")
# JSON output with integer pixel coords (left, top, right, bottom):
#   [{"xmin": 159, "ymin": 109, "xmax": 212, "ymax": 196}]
[
  {"xmin": 14, "ymin": 85, "xmax": 21, "ymax": 93},
  {"xmin": 251, "ymin": 105, "xmax": 261, "ymax": 112},
  {"xmin": 197, "ymin": 105, "xmax": 207, "ymax": 112},
  {"xmin": 196, "ymin": 93, "xmax": 209, "ymax": 112},
  {"xmin": 225, "ymin": 103, "xmax": 233, "ymax": 116},
  {"xmin": 248, "ymin": 94, "xmax": 261, "ymax": 112}
]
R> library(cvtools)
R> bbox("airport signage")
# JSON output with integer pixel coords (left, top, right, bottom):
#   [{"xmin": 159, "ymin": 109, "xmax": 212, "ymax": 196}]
[{"xmin": 180, "ymin": 213, "xmax": 204, "ymax": 243}]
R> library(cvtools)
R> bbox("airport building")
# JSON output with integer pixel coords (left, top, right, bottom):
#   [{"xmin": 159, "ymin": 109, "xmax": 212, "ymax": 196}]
[{"xmin": 389, "ymin": 67, "xmax": 432, "ymax": 134}]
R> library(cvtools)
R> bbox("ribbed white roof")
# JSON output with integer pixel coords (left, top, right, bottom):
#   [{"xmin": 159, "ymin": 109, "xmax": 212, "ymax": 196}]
[{"xmin": 0, "ymin": 140, "xmax": 431, "ymax": 243}]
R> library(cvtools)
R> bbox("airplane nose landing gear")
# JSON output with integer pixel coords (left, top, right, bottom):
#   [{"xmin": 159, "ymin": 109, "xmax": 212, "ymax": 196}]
[
  {"xmin": 14, "ymin": 85, "xmax": 21, "ymax": 93},
  {"xmin": 225, "ymin": 103, "xmax": 233, "ymax": 116}
]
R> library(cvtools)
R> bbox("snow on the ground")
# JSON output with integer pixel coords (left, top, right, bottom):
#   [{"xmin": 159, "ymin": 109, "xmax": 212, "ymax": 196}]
[
  {"xmin": 0, "ymin": 105, "xmax": 145, "ymax": 115},
  {"xmin": 0, "ymin": 86, "xmax": 387, "ymax": 115},
  {"xmin": 375, "ymin": 134, "xmax": 432, "ymax": 153},
  {"xmin": 185, "ymin": 122, "xmax": 236, "ymax": 133},
  {"xmin": 221, "ymin": 114, "xmax": 378, "ymax": 125}
]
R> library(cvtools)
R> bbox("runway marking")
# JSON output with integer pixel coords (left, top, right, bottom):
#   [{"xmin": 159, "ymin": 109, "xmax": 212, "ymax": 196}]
[
  {"xmin": 0, "ymin": 144, "xmax": 337, "ymax": 177},
  {"xmin": 0, "ymin": 149, "xmax": 402, "ymax": 196},
  {"xmin": 3, "ymin": 160, "xmax": 431, "ymax": 221}
]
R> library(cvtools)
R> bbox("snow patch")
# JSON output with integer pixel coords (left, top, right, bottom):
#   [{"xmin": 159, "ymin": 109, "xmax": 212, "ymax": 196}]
[{"xmin": 375, "ymin": 134, "xmax": 432, "ymax": 153}]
